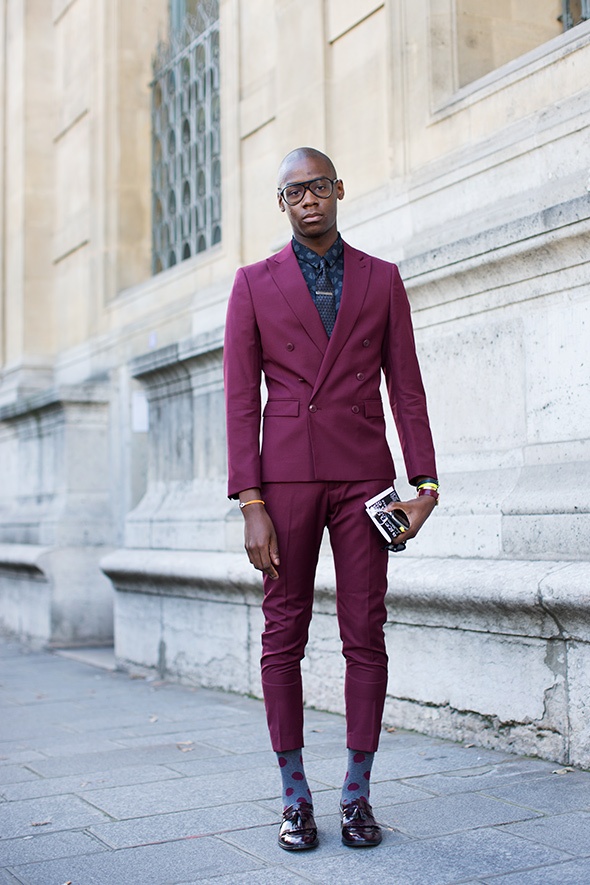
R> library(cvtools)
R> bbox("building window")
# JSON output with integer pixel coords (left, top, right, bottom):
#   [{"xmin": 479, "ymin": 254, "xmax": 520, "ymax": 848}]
[
  {"xmin": 151, "ymin": 0, "xmax": 221, "ymax": 274},
  {"xmin": 559, "ymin": 0, "xmax": 590, "ymax": 29},
  {"xmin": 453, "ymin": 1, "xmax": 565, "ymax": 90}
]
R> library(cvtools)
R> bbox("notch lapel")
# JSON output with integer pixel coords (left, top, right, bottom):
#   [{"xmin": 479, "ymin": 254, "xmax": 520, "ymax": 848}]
[{"xmin": 267, "ymin": 245, "xmax": 328, "ymax": 356}]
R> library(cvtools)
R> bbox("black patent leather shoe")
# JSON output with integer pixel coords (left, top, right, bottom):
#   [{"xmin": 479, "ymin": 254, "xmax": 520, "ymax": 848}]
[
  {"xmin": 278, "ymin": 800, "xmax": 319, "ymax": 851},
  {"xmin": 340, "ymin": 797, "xmax": 382, "ymax": 848}
]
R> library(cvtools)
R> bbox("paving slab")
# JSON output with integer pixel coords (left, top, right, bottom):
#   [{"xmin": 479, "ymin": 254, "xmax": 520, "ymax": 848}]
[
  {"xmin": 1, "ymin": 764, "xmax": 183, "ymax": 802},
  {"xmin": 0, "ymin": 830, "xmax": 105, "ymax": 866},
  {"xmin": 480, "ymin": 771, "xmax": 590, "ymax": 814},
  {"xmin": 25, "ymin": 742, "xmax": 224, "ymax": 778},
  {"xmin": 500, "ymin": 809, "xmax": 590, "ymax": 856},
  {"xmin": 9, "ymin": 837, "xmax": 263, "ymax": 885},
  {"xmin": 399, "ymin": 757, "xmax": 557, "ymax": 796},
  {"xmin": 88, "ymin": 802, "xmax": 279, "ymax": 849},
  {"xmin": 0, "ymin": 793, "xmax": 110, "ymax": 840},
  {"xmin": 481, "ymin": 857, "xmax": 590, "ymax": 884},
  {"xmin": 278, "ymin": 829, "xmax": 572, "ymax": 884},
  {"xmin": 0, "ymin": 767, "xmax": 40, "ymax": 787},
  {"xmin": 1, "ymin": 637, "xmax": 590, "ymax": 885},
  {"xmin": 167, "ymin": 749, "xmax": 273, "ymax": 778}
]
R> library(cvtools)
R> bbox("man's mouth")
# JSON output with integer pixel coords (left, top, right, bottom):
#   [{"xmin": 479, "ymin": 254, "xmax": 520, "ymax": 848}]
[{"xmin": 302, "ymin": 214, "xmax": 323, "ymax": 223}]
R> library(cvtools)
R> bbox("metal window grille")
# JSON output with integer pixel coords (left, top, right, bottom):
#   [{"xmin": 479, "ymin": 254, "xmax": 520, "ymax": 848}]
[
  {"xmin": 559, "ymin": 0, "xmax": 590, "ymax": 30},
  {"xmin": 151, "ymin": 1, "xmax": 221, "ymax": 274}
]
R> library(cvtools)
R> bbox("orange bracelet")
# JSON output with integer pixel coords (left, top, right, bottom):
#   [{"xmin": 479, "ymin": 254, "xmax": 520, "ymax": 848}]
[{"xmin": 239, "ymin": 499, "xmax": 265, "ymax": 509}]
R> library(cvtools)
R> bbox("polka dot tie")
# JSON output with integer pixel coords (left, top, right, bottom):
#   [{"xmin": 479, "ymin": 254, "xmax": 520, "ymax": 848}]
[{"xmin": 315, "ymin": 258, "xmax": 336, "ymax": 337}]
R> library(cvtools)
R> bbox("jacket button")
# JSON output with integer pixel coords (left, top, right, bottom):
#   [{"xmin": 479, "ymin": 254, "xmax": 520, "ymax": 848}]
[
  {"xmin": 351, "ymin": 405, "xmax": 360, "ymax": 414},
  {"xmin": 356, "ymin": 372, "xmax": 365, "ymax": 381},
  {"xmin": 362, "ymin": 339, "xmax": 370, "ymax": 347},
  {"xmin": 286, "ymin": 343, "xmax": 294, "ymax": 351},
  {"xmin": 309, "ymin": 404, "xmax": 317, "ymax": 412}
]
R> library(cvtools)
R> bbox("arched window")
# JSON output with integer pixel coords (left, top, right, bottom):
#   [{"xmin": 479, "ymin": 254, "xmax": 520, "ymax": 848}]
[{"xmin": 151, "ymin": 1, "xmax": 221, "ymax": 274}]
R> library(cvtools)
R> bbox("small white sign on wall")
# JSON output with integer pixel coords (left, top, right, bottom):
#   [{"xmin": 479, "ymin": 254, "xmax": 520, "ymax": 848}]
[{"xmin": 132, "ymin": 391, "xmax": 149, "ymax": 433}]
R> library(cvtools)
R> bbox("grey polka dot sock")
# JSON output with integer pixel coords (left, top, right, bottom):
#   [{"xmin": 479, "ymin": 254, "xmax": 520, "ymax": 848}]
[
  {"xmin": 341, "ymin": 748, "xmax": 375, "ymax": 805},
  {"xmin": 276, "ymin": 749, "xmax": 312, "ymax": 809}
]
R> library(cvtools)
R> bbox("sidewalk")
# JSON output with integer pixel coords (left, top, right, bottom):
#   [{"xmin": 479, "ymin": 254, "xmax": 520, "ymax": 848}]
[{"xmin": 1, "ymin": 638, "xmax": 589, "ymax": 885}]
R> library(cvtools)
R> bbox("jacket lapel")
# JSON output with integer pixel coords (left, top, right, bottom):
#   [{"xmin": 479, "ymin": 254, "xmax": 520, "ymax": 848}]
[
  {"xmin": 267, "ymin": 244, "xmax": 328, "ymax": 356},
  {"xmin": 312, "ymin": 243, "xmax": 371, "ymax": 396}
]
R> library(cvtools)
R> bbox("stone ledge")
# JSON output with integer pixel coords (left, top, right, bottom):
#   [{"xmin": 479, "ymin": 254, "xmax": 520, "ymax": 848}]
[
  {"xmin": 130, "ymin": 327, "xmax": 224, "ymax": 379},
  {"xmin": 0, "ymin": 544, "xmax": 115, "ymax": 646},
  {"xmin": 0, "ymin": 543, "xmax": 53, "ymax": 578},
  {"xmin": 101, "ymin": 548, "xmax": 590, "ymax": 642},
  {"xmin": 399, "ymin": 194, "xmax": 590, "ymax": 281},
  {"xmin": 0, "ymin": 381, "xmax": 110, "ymax": 422}
]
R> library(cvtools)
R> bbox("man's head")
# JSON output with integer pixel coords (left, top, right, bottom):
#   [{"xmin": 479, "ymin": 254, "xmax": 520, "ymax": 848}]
[{"xmin": 277, "ymin": 147, "xmax": 344, "ymax": 253}]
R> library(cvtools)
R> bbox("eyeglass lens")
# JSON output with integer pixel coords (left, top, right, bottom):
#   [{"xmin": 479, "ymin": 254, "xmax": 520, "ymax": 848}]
[{"xmin": 282, "ymin": 178, "xmax": 335, "ymax": 205}]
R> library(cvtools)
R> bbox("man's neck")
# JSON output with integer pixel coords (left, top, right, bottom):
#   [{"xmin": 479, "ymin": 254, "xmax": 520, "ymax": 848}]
[{"xmin": 292, "ymin": 232, "xmax": 339, "ymax": 258}]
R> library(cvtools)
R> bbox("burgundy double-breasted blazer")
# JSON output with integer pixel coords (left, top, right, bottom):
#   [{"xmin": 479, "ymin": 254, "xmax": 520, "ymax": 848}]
[{"xmin": 224, "ymin": 240, "xmax": 436, "ymax": 498}]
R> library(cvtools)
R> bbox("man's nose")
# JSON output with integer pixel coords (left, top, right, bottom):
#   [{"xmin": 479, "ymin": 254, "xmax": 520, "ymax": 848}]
[{"xmin": 301, "ymin": 186, "xmax": 319, "ymax": 206}]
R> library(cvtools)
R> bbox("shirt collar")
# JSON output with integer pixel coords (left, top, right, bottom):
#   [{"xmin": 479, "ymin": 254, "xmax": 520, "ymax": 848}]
[{"xmin": 292, "ymin": 233, "xmax": 343, "ymax": 268}]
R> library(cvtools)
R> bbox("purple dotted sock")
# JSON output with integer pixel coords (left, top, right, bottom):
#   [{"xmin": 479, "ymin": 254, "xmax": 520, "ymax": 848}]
[
  {"xmin": 341, "ymin": 748, "xmax": 375, "ymax": 805},
  {"xmin": 276, "ymin": 748, "xmax": 312, "ymax": 810}
]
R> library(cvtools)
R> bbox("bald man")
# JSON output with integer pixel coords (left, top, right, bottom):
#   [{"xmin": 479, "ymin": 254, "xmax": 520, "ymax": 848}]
[{"xmin": 224, "ymin": 148, "xmax": 438, "ymax": 851}]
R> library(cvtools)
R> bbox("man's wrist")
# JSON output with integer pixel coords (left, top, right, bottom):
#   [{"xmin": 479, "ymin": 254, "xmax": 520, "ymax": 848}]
[{"xmin": 416, "ymin": 477, "xmax": 439, "ymax": 505}]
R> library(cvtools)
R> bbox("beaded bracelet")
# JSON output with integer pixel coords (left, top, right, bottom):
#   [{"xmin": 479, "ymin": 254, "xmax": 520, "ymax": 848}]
[{"xmin": 239, "ymin": 499, "xmax": 265, "ymax": 509}]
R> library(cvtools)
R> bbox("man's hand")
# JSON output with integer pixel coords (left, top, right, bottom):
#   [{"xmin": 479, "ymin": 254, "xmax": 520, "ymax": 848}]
[
  {"xmin": 386, "ymin": 494, "xmax": 436, "ymax": 547},
  {"xmin": 239, "ymin": 490, "xmax": 280, "ymax": 580}
]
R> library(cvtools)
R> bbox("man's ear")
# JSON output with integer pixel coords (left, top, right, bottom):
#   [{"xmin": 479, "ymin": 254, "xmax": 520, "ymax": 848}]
[
  {"xmin": 277, "ymin": 194, "xmax": 286, "ymax": 212},
  {"xmin": 336, "ymin": 179, "xmax": 345, "ymax": 201}
]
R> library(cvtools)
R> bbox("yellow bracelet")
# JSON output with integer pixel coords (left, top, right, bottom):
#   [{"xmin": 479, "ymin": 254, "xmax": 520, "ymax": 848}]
[{"xmin": 239, "ymin": 499, "xmax": 265, "ymax": 509}]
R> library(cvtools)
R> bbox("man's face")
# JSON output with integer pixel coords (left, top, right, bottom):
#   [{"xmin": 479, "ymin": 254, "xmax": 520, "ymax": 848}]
[{"xmin": 277, "ymin": 155, "xmax": 344, "ymax": 248}]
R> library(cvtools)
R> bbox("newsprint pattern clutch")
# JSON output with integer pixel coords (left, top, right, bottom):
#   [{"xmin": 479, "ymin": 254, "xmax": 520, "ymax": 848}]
[{"xmin": 365, "ymin": 486, "xmax": 410, "ymax": 553}]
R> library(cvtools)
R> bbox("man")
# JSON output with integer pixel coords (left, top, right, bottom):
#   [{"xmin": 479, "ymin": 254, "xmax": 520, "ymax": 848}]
[{"xmin": 224, "ymin": 147, "xmax": 438, "ymax": 851}]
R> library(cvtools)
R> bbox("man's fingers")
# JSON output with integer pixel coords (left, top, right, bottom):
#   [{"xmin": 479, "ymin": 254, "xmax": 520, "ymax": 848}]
[
  {"xmin": 270, "ymin": 539, "xmax": 280, "ymax": 566},
  {"xmin": 248, "ymin": 545, "xmax": 279, "ymax": 580}
]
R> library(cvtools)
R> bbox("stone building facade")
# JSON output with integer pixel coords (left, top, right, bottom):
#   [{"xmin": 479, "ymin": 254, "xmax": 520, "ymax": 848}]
[{"xmin": 1, "ymin": 0, "xmax": 589, "ymax": 766}]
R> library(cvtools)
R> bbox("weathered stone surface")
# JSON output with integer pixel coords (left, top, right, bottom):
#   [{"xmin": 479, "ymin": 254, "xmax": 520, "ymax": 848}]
[{"xmin": 106, "ymin": 548, "xmax": 590, "ymax": 767}]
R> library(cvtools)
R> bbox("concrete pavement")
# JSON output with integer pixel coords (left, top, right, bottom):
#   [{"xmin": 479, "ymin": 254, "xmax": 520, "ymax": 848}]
[{"xmin": 1, "ymin": 637, "xmax": 590, "ymax": 884}]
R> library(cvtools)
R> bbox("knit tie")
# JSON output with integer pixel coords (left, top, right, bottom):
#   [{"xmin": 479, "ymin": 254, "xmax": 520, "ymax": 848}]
[{"xmin": 315, "ymin": 258, "xmax": 336, "ymax": 337}]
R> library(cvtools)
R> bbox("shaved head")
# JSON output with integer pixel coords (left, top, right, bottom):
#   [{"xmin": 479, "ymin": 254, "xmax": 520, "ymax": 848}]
[{"xmin": 277, "ymin": 147, "xmax": 337, "ymax": 187}]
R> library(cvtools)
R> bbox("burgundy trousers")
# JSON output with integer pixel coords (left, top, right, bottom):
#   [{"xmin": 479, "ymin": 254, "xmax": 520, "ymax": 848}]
[{"xmin": 260, "ymin": 479, "xmax": 391, "ymax": 754}]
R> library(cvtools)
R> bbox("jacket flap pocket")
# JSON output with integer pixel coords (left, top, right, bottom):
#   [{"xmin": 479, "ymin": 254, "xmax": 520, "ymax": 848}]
[
  {"xmin": 263, "ymin": 399, "xmax": 300, "ymax": 417},
  {"xmin": 364, "ymin": 400, "xmax": 384, "ymax": 418}
]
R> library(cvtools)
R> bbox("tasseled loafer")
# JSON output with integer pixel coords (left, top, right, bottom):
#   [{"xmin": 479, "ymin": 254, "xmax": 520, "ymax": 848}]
[
  {"xmin": 340, "ymin": 797, "xmax": 382, "ymax": 848},
  {"xmin": 278, "ymin": 800, "xmax": 319, "ymax": 851}
]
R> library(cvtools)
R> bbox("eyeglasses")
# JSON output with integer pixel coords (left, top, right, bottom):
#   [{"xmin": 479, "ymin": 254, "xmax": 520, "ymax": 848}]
[{"xmin": 278, "ymin": 177, "xmax": 339, "ymax": 206}]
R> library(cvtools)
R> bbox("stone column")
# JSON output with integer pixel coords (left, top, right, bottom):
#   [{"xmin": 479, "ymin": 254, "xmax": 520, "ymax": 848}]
[{"xmin": 0, "ymin": 384, "xmax": 115, "ymax": 646}]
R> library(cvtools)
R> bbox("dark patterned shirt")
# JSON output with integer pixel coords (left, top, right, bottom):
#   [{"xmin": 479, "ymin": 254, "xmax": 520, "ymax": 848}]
[{"xmin": 291, "ymin": 234, "xmax": 345, "ymax": 314}]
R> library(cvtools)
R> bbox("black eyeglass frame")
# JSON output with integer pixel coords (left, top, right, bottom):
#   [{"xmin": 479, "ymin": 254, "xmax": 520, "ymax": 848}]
[{"xmin": 277, "ymin": 177, "xmax": 340, "ymax": 206}]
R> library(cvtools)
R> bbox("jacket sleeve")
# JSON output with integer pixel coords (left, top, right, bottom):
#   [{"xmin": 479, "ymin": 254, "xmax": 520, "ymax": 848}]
[
  {"xmin": 382, "ymin": 264, "xmax": 437, "ymax": 484},
  {"xmin": 224, "ymin": 267, "xmax": 263, "ymax": 498}
]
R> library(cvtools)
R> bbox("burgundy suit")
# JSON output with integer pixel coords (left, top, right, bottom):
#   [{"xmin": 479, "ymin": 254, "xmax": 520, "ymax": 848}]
[{"xmin": 224, "ymin": 240, "xmax": 436, "ymax": 752}]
